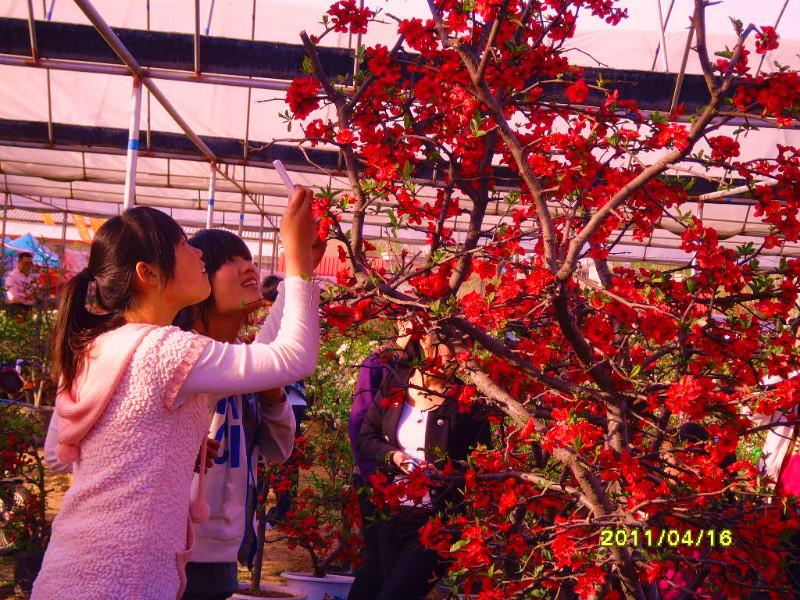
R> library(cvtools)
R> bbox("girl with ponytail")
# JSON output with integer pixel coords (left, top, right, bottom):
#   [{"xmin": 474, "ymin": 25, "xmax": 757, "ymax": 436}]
[{"xmin": 34, "ymin": 187, "xmax": 321, "ymax": 600}]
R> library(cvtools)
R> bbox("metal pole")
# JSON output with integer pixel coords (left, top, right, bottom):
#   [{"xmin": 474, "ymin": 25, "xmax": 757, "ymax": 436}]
[
  {"xmin": 238, "ymin": 190, "xmax": 245, "ymax": 236},
  {"xmin": 756, "ymin": 0, "xmax": 790, "ymax": 76},
  {"xmin": 670, "ymin": 25, "xmax": 694, "ymax": 112},
  {"xmin": 695, "ymin": 179, "xmax": 778, "ymax": 202},
  {"xmin": 71, "ymin": 0, "xmax": 274, "ymax": 214},
  {"xmin": 205, "ymin": 163, "xmax": 216, "ymax": 228},
  {"xmin": 654, "ymin": 0, "xmax": 669, "ymax": 72},
  {"xmin": 257, "ymin": 213, "xmax": 264, "ymax": 275},
  {"xmin": 45, "ymin": 68, "xmax": 54, "ymax": 144},
  {"xmin": 61, "ymin": 200, "xmax": 68, "ymax": 284},
  {"xmin": 0, "ymin": 55, "xmax": 292, "ymax": 91},
  {"xmin": 205, "ymin": 0, "xmax": 216, "ymax": 35},
  {"xmin": 194, "ymin": 0, "xmax": 201, "ymax": 74},
  {"xmin": 0, "ymin": 193, "xmax": 8, "ymax": 282},
  {"xmin": 352, "ymin": 0, "xmax": 364, "ymax": 77},
  {"xmin": 270, "ymin": 228, "xmax": 279, "ymax": 274},
  {"xmin": 123, "ymin": 77, "xmax": 143, "ymax": 210},
  {"xmin": 650, "ymin": 0, "xmax": 675, "ymax": 71},
  {"xmin": 26, "ymin": 0, "xmax": 39, "ymax": 60}
]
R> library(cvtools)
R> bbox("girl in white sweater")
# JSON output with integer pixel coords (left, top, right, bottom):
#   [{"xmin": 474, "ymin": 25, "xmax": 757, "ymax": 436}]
[
  {"xmin": 35, "ymin": 187, "xmax": 320, "ymax": 600},
  {"xmin": 173, "ymin": 229, "xmax": 323, "ymax": 600}
]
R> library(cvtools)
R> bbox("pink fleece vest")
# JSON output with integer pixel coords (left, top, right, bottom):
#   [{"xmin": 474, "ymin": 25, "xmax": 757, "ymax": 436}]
[{"xmin": 32, "ymin": 325, "xmax": 212, "ymax": 600}]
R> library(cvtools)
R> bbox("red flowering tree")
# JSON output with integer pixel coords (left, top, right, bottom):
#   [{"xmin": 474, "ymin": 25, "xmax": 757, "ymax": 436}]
[{"xmin": 282, "ymin": 0, "xmax": 800, "ymax": 598}]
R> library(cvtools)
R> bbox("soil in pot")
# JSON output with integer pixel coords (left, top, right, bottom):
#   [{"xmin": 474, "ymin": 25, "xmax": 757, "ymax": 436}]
[
  {"xmin": 232, "ymin": 583, "xmax": 307, "ymax": 599},
  {"xmin": 232, "ymin": 591, "xmax": 300, "ymax": 599}
]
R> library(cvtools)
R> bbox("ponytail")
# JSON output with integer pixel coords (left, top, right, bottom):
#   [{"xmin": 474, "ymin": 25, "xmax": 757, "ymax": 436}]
[
  {"xmin": 51, "ymin": 268, "xmax": 124, "ymax": 393},
  {"xmin": 50, "ymin": 207, "xmax": 186, "ymax": 392}
]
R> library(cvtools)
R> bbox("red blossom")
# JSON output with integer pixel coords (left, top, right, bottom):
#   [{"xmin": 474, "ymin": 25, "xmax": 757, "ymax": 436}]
[
  {"xmin": 756, "ymin": 25, "xmax": 780, "ymax": 54},
  {"xmin": 286, "ymin": 77, "xmax": 321, "ymax": 119},
  {"xmin": 565, "ymin": 79, "xmax": 589, "ymax": 103},
  {"xmin": 327, "ymin": 0, "xmax": 373, "ymax": 34},
  {"xmin": 335, "ymin": 128, "xmax": 356, "ymax": 145},
  {"xmin": 708, "ymin": 135, "xmax": 740, "ymax": 162}
]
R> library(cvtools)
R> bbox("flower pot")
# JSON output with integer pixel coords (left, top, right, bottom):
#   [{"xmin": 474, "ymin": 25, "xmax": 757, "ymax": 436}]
[
  {"xmin": 231, "ymin": 583, "xmax": 307, "ymax": 599},
  {"xmin": 280, "ymin": 572, "xmax": 355, "ymax": 600}
]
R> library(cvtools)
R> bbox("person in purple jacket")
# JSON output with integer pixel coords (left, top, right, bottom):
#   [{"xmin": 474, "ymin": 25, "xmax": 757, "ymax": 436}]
[{"xmin": 347, "ymin": 327, "xmax": 411, "ymax": 600}]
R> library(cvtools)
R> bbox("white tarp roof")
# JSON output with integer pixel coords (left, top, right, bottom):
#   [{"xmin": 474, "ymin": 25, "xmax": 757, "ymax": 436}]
[{"xmin": 1, "ymin": 0, "xmax": 799, "ymax": 265}]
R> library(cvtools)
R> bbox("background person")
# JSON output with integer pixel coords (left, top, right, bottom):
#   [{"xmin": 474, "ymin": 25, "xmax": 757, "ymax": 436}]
[
  {"xmin": 358, "ymin": 333, "xmax": 491, "ymax": 600},
  {"xmin": 4, "ymin": 251, "xmax": 37, "ymax": 315},
  {"xmin": 174, "ymin": 230, "xmax": 307, "ymax": 600},
  {"xmin": 347, "ymin": 325, "xmax": 412, "ymax": 600}
]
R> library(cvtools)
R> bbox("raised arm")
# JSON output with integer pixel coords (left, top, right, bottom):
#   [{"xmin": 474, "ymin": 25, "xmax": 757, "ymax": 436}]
[{"xmin": 181, "ymin": 277, "xmax": 319, "ymax": 400}]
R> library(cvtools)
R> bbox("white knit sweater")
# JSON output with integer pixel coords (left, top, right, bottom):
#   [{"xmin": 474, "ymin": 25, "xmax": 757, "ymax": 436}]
[{"xmin": 34, "ymin": 278, "xmax": 318, "ymax": 600}]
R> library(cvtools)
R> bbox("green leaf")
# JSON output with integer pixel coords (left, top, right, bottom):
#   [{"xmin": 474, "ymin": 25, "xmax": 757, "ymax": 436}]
[
  {"xmin": 470, "ymin": 115, "xmax": 487, "ymax": 138},
  {"xmin": 450, "ymin": 539, "xmax": 469, "ymax": 553},
  {"xmin": 650, "ymin": 111, "xmax": 668, "ymax": 124},
  {"xmin": 736, "ymin": 242, "xmax": 756, "ymax": 257},
  {"xmin": 302, "ymin": 56, "xmax": 315, "ymax": 75}
]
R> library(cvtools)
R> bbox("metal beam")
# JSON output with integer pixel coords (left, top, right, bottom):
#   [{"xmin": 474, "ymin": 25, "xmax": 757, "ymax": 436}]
[
  {"xmin": 123, "ymin": 77, "xmax": 143, "ymax": 210},
  {"xmin": 654, "ymin": 0, "xmax": 669, "ymax": 72},
  {"xmin": 0, "ymin": 55, "xmax": 292, "ymax": 92},
  {"xmin": 26, "ymin": 0, "xmax": 38, "ymax": 60},
  {"xmin": 193, "ymin": 0, "xmax": 201, "ymax": 75},
  {"xmin": 1, "ymin": 192, "xmax": 8, "ymax": 281},
  {"xmin": 205, "ymin": 164, "xmax": 216, "ymax": 228},
  {"xmin": 0, "ymin": 17, "xmax": 353, "ymax": 81},
  {"xmin": 0, "ymin": 118, "xmax": 753, "ymax": 199},
  {"xmin": 71, "ymin": 0, "xmax": 270, "ymax": 217}
]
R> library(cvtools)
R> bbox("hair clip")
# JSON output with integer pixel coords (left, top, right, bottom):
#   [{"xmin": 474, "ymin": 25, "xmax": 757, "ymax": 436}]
[{"xmin": 85, "ymin": 280, "xmax": 112, "ymax": 316}]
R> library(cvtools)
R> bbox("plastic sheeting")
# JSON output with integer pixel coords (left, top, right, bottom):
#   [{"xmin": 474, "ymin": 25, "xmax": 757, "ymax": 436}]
[{"xmin": 1, "ymin": 0, "xmax": 799, "ymax": 264}]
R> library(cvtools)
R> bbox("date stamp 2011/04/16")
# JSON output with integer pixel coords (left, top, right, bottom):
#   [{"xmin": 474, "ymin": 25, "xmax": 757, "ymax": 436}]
[{"xmin": 599, "ymin": 529, "xmax": 733, "ymax": 548}]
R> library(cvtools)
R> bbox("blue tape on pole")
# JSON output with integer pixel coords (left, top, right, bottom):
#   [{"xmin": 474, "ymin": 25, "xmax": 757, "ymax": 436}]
[
  {"xmin": 208, "ymin": 198, "xmax": 215, "ymax": 207},
  {"xmin": 239, "ymin": 213, "xmax": 245, "ymax": 222},
  {"xmin": 127, "ymin": 139, "xmax": 140, "ymax": 150}
]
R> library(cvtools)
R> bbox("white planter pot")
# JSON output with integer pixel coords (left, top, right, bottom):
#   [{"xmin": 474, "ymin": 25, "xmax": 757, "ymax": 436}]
[
  {"xmin": 231, "ymin": 582, "xmax": 308, "ymax": 599},
  {"xmin": 280, "ymin": 572, "xmax": 355, "ymax": 600}
]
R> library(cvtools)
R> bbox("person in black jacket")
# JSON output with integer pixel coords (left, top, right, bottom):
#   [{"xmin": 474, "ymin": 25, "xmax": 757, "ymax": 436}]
[{"xmin": 358, "ymin": 332, "xmax": 491, "ymax": 600}]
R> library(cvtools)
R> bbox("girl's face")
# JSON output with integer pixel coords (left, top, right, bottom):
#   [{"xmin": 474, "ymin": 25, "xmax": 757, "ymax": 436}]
[
  {"xmin": 421, "ymin": 334, "xmax": 457, "ymax": 378},
  {"xmin": 210, "ymin": 255, "xmax": 261, "ymax": 314},
  {"xmin": 162, "ymin": 238, "xmax": 211, "ymax": 308}
]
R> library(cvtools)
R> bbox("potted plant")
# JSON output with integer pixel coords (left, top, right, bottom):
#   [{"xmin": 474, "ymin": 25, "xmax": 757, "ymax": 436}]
[
  {"xmin": 230, "ymin": 582, "xmax": 307, "ymax": 600},
  {"xmin": 268, "ymin": 330, "xmax": 385, "ymax": 600},
  {"xmin": 0, "ymin": 401, "xmax": 52, "ymax": 594}
]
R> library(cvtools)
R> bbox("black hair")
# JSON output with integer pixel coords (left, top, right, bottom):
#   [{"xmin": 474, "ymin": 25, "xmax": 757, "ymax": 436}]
[
  {"xmin": 17, "ymin": 252, "xmax": 33, "ymax": 261},
  {"xmin": 52, "ymin": 206, "xmax": 186, "ymax": 391},
  {"xmin": 173, "ymin": 229, "xmax": 251, "ymax": 331},
  {"xmin": 261, "ymin": 275, "xmax": 283, "ymax": 303}
]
